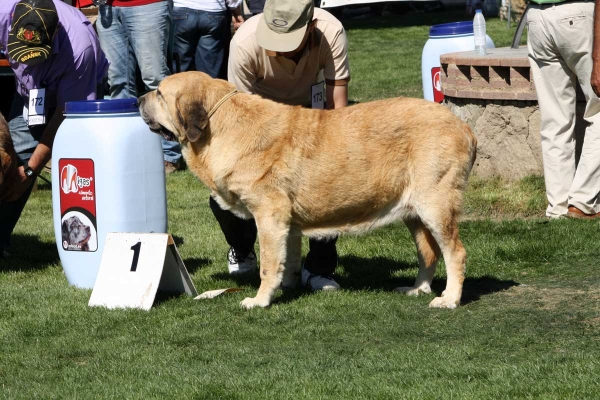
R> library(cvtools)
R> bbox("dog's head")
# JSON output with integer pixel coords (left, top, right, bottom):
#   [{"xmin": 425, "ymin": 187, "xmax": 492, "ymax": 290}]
[
  {"xmin": 62, "ymin": 215, "xmax": 91, "ymax": 247},
  {"xmin": 0, "ymin": 114, "xmax": 18, "ymax": 200},
  {"xmin": 139, "ymin": 71, "xmax": 234, "ymax": 145}
]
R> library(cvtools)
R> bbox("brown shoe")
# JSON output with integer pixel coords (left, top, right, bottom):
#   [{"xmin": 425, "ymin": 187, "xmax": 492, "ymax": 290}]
[
  {"xmin": 566, "ymin": 205, "xmax": 600, "ymax": 220},
  {"xmin": 164, "ymin": 160, "xmax": 182, "ymax": 174}
]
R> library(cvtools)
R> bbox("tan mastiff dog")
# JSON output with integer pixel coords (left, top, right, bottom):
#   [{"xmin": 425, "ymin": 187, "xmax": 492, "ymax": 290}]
[
  {"xmin": 0, "ymin": 113, "xmax": 18, "ymax": 200},
  {"xmin": 139, "ymin": 71, "xmax": 477, "ymax": 310}
]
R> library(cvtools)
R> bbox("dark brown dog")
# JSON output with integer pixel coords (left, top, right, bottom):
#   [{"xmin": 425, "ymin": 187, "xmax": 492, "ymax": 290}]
[
  {"xmin": 0, "ymin": 113, "xmax": 18, "ymax": 200},
  {"xmin": 139, "ymin": 72, "xmax": 477, "ymax": 309}
]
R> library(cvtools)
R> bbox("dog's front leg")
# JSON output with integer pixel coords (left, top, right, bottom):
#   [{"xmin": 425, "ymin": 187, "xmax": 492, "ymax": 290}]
[
  {"xmin": 281, "ymin": 227, "xmax": 302, "ymax": 289},
  {"xmin": 240, "ymin": 212, "xmax": 292, "ymax": 309}
]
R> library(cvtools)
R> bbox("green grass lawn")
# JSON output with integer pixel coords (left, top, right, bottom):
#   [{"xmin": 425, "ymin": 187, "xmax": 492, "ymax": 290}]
[
  {"xmin": 2, "ymin": 8, "xmax": 599, "ymax": 400},
  {"xmin": 345, "ymin": 6, "xmax": 526, "ymax": 101}
]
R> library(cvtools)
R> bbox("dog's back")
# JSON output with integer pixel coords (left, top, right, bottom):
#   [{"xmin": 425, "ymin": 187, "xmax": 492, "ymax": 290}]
[{"xmin": 239, "ymin": 96, "xmax": 476, "ymax": 236}]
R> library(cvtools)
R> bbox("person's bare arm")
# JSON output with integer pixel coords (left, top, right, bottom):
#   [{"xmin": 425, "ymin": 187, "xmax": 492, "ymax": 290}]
[
  {"xmin": 228, "ymin": 40, "xmax": 257, "ymax": 93},
  {"xmin": 326, "ymin": 81, "xmax": 348, "ymax": 109},
  {"xmin": 5, "ymin": 107, "xmax": 64, "ymax": 201},
  {"xmin": 591, "ymin": 0, "xmax": 600, "ymax": 96}
]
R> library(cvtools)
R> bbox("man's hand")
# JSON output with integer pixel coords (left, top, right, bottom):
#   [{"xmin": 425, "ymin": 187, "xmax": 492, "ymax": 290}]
[
  {"xmin": 593, "ymin": 0, "xmax": 600, "ymax": 96},
  {"xmin": 4, "ymin": 165, "xmax": 34, "ymax": 202},
  {"xmin": 232, "ymin": 14, "xmax": 244, "ymax": 31},
  {"xmin": 592, "ymin": 62, "xmax": 600, "ymax": 97},
  {"xmin": 231, "ymin": 5, "xmax": 244, "ymax": 31}
]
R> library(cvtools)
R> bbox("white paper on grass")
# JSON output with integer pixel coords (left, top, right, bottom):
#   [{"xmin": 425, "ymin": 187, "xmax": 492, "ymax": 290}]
[{"xmin": 194, "ymin": 288, "xmax": 244, "ymax": 300}]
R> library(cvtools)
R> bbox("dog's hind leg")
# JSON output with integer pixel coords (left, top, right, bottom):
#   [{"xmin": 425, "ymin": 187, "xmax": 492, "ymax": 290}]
[
  {"xmin": 395, "ymin": 218, "xmax": 441, "ymax": 296},
  {"xmin": 419, "ymin": 208, "xmax": 466, "ymax": 309},
  {"xmin": 240, "ymin": 209, "xmax": 292, "ymax": 309}
]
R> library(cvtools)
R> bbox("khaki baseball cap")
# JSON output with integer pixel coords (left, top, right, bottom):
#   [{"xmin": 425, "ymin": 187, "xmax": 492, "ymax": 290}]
[{"xmin": 256, "ymin": 0, "xmax": 314, "ymax": 52}]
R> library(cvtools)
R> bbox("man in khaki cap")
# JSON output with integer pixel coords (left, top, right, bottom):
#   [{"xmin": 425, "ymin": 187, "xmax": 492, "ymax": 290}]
[{"xmin": 209, "ymin": 0, "xmax": 350, "ymax": 290}]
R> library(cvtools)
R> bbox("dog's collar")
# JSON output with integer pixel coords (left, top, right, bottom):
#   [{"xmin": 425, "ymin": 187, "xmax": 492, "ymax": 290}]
[{"xmin": 207, "ymin": 89, "xmax": 238, "ymax": 119}]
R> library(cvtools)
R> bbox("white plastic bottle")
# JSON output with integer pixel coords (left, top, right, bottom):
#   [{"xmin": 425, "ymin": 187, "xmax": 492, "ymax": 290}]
[
  {"xmin": 473, "ymin": 9, "xmax": 487, "ymax": 56},
  {"xmin": 52, "ymin": 99, "xmax": 167, "ymax": 289}
]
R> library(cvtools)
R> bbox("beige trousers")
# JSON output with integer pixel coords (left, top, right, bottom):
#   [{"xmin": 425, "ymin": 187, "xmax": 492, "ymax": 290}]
[{"xmin": 527, "ymin": 1, "xmax": 600, "ymax": 217}]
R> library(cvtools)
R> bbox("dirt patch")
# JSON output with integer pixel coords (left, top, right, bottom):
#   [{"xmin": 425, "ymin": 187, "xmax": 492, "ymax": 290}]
[{"xmin": 500, "ymin": 284, "xmax": 600, "ymax": 311}]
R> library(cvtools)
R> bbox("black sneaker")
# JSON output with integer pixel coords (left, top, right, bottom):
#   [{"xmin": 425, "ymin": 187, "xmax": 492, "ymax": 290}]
[{"xmin": 227, "ymin": 248, "xmax": 257, "ymax": 275}]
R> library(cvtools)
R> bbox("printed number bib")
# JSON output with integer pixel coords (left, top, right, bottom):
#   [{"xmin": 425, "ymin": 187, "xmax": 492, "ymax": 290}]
[
  {"xmin": 28, "ymin": 88, "xmax": 46, "ymax": 126},
  {"xmin": 311, "ymin": 81, "xmax": 325, "ymax": 109}
]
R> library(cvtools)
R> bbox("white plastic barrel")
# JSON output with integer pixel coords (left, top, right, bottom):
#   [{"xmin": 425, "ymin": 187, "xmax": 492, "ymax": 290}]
[
  {"xmin": 51, "ymin": 99, "xmax": 167, "ymax": 289},
  {"xmin": 422, "ymin": 21, "xmax": 495, "ymax": 102}
]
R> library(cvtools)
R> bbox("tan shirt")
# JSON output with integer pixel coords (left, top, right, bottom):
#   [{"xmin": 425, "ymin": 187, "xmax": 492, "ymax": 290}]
[{"xmin": 228, "ymin": 8, "xmax": 350, "ymax": 106}]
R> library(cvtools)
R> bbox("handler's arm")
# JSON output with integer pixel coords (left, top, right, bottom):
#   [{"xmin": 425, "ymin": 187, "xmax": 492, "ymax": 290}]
[
  {"xmin": 323, "ymin": 23, "xmax": 350, "ymax": 109},
  {"xmin": 4, "ymin": 108, "xmax": 64, "ymax": 201},
  {"xmin": 326, "ymin": 82, "xmax": 348, "ymax": 109},
  {"xmin": 6, "ymin": 46, "xmax": 99, "ymax": 201},
  {"xmin": 27, "ymin": 108, "xmax": 64, "ymax": 173},
  {"xmin": 228, "ymin": 40, "xmax": 257, "ymax": 93},
  {"xmin": 591, "ymin": 0, "xmax": 600, "ymax": 96}
]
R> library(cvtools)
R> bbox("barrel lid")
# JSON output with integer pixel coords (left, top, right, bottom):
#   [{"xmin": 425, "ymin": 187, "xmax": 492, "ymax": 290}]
[
  {"xmin": 429, "ymin": 21, "xmax": 473, "ymax": 37},
  {"xmin": 64, "ymin": 98, "xmax": 139, "ymax": 114}
]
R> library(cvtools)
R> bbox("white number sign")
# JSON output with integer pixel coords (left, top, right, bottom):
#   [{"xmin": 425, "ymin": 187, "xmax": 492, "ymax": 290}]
[{"xmin": 88, "ymin": 233, "xmax": 197, "ymax": 310}]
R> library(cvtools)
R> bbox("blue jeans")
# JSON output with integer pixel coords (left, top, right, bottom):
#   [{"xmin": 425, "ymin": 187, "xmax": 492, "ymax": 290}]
[
  {"xmin": 172, "ymin": 7, "xmax": 230, "ymax": 78},
  {"xmin": 97, "ymin": 1, "xmax": 181, "ymax": 164}
]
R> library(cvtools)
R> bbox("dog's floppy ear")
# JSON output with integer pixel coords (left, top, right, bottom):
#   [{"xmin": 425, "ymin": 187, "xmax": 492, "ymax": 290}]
[
  {"xmin": 61, "ymin": 220, "xmax": 69, "ymax": 242},
  {"xmin": 176, "ymin": 95, "xmax": 209, "ymax": 143}
]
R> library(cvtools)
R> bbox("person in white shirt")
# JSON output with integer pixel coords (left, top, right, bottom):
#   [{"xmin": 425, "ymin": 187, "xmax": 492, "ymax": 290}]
[{"xmin": 172, "ymin": 0, "xmax": 244, "ymax": 78}]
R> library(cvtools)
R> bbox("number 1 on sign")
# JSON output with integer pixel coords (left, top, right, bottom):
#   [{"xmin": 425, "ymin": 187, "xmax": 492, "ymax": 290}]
[{"xmin": 130, "ymin": 242, "xmax": 141, "ymax": 271}]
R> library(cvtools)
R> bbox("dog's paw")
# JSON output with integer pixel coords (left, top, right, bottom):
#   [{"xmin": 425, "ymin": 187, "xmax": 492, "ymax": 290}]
[
  {"xmin": 428, "ymin": 296, "xmax": 459, "ymax": 309},
  {"xmin": 394, "ymin": 285, "xmax": 431, "ymax": 296},
  {"xmin": 240, "ymin": 297, "xmax": 270, "ymax": 309}
]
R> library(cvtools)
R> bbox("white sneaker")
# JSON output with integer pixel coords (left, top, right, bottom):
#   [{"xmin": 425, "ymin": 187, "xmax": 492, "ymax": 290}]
[
  {"xmin": 228, "ymin": 248, "xmax": 257, "ymax": 275},
  {"xmin": 301, "ymin": 268, "xmax": 340, "ymax": 291}
]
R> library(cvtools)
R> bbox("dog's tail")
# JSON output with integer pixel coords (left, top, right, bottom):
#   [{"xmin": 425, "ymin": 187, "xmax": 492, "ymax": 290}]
[{"xmin": 465, "ymin": 124, "xmax": 477, "ymax": 176}]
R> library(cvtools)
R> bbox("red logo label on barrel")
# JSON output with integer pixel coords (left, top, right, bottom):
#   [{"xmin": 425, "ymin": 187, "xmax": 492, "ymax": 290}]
[
  {"xmin": 431, "ymin": 67, "xmax": 444, "ymax": 103},
  {"xmin": 59, "ymin": 159, "xmax": 98, "ymax": 252}
]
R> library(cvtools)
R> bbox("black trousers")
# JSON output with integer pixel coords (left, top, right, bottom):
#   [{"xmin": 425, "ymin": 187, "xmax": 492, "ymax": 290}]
[{"xmin": 209, "ymin": 196, "xmax": 338, "ymax": 275}]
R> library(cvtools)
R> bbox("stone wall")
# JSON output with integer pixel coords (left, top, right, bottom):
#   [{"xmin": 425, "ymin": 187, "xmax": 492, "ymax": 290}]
[
  {"xmin": 446, "ymin": 98, "xmax": 586, "ymax": 180},
  {"xmin": 441, "ymin": 47, "xmax": 586, "ymax": 181},
  {"xmin": 445, "ymin": 98, "xmax": 542, "ymax": 179}
]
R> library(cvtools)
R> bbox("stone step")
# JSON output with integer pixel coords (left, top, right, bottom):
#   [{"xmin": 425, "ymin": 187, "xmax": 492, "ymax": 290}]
[{"xmin": 440, "ymin": 46, "xmax": 584, "ymax": 101}]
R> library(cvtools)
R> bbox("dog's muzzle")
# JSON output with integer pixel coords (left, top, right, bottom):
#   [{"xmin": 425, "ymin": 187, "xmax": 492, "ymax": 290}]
[
  {"xmin": 139, "ymin": 109, "xmax": 178, "ymax": 142},
  {"xmin": 145, "ymin": 122, "xmax": 177, "ymax": 142}
]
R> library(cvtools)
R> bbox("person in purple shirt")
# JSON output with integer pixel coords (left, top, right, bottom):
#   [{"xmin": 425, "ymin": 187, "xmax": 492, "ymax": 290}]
[{"xmin": 0, "ymin": 0, "xmax": 108, "ymax": 258}]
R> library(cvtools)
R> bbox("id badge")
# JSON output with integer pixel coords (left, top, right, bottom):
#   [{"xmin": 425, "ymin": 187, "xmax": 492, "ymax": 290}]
[
  {"xmin": 28, "ymin": 88, "xmax": 46, "ymax": 126},
  {"xmin": 311, "ymin": 81, "xmax": 325, "ymax": 109}
]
